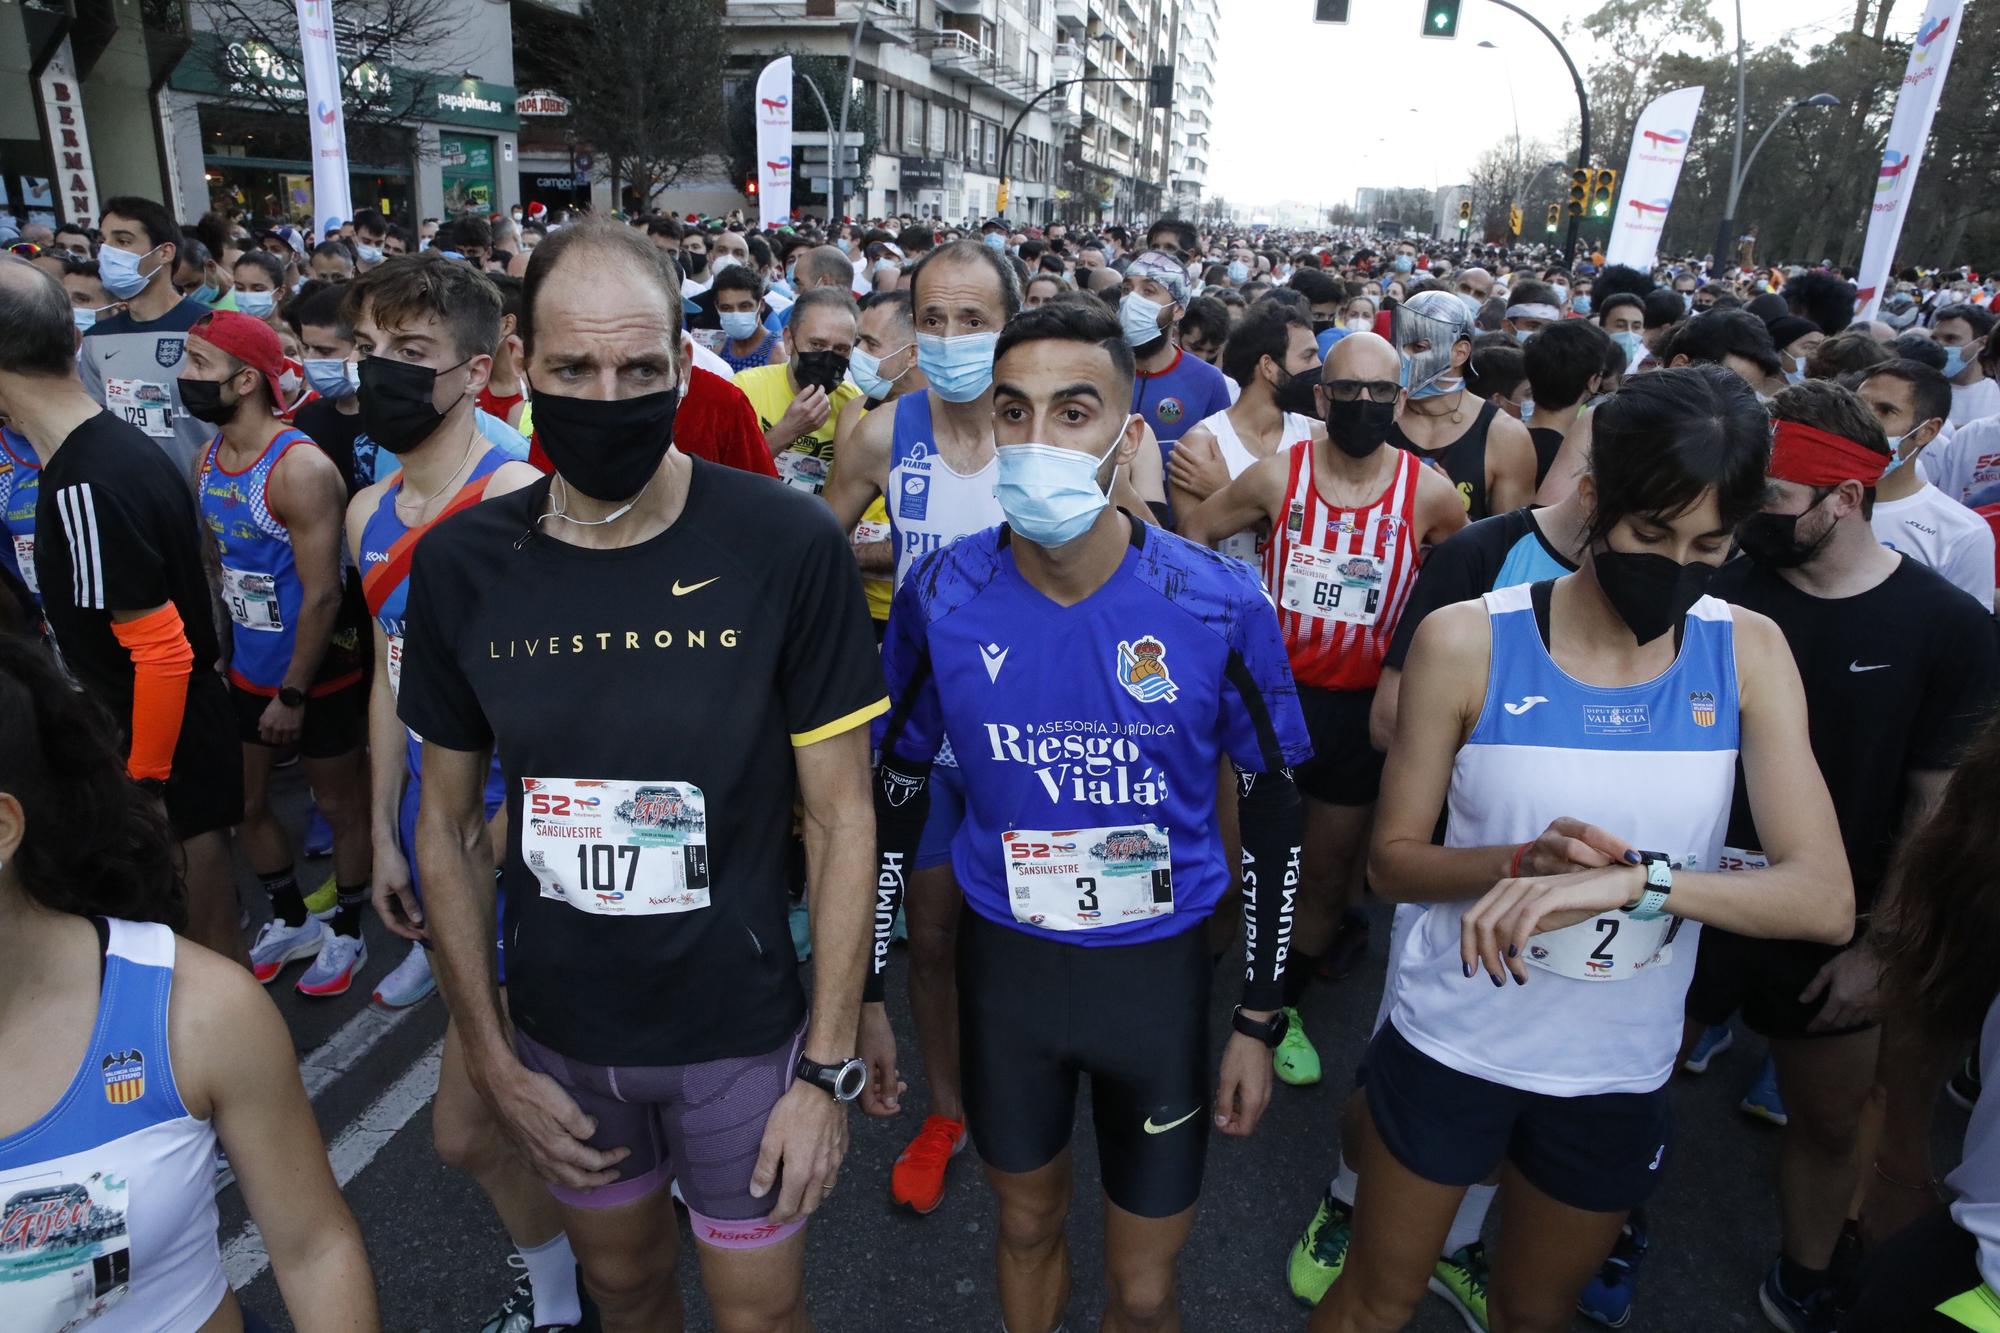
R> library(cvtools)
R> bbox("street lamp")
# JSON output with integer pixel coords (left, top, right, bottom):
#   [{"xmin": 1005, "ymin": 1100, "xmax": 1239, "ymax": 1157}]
[
  {"xmin": 1713, "ymin": 92, "xmax": 1840, "ymax": 265},
  {"xmin": 1477, "ymin": 41, "xmax": 1523, "ymax": 189}
]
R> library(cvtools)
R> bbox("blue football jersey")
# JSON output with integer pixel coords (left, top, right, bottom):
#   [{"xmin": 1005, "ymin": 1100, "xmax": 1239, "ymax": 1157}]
[{"xmin": 878, "ymin": 518, "xmax": 1311, "ymax": 946}]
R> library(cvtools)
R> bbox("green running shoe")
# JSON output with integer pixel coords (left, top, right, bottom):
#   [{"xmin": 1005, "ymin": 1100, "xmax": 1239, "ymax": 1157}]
[
  {"xmin": 1273, "ymin": 1006, "xmax": 1321, "ymax": 1086},
  {"xmin": 1287, "ymin": 1191, "xmax": 1353, "ymax": 1307},
  {"xmin": 1429, "ymin": 1240, "xmax": 1492, "ymax": 1332}
]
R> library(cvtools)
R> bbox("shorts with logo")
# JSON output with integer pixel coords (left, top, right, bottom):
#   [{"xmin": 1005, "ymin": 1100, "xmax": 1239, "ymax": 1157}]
[
  {"xmin": 914, "ymin": 760, "xmax": 968, "ymax": 871},
  {"xmin": 230, "ymin": 680, "xmax": 366, "ymax": 759},
  {"xmin": 1364, "ymin": 1020, "xmax": 1672, "ymax": 1214},
  {"xmin": 513, "ymin": 1022, "xmax": 809, "ymax": 1248},
  {"xmin": 165, "ymin": 676, "xmax": 245, "ymax": 840},
  {"xmin": 1291, "ymin": 686, "xmax": 1384, "ymax": 806},
  {"xmin": 957, "ymin": 905, "xmax": 1210, "ymax": 1218},
  {"xmin": 1683, "ymin": 926, "xmax": 1872, "ymax": 1041}
]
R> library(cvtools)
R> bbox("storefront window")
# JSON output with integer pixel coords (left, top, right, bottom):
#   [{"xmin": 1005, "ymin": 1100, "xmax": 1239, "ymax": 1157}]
[
  {"xmin": 199, "ymin": 105, "xmax": 413, "ymax": 226},
  {"xmin": 439, "ymin": 133, "xmax": 496, "ymax": 216}
]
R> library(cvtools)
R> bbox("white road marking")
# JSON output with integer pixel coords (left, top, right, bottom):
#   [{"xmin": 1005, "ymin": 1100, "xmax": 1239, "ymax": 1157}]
[
  {"xmin": 221, "ymin": 1038, "xmax": 444, "ymax": 1289},
  {"xmin": 297, "ymin": 1000, "xmax": 422, "ymax": 1102}
]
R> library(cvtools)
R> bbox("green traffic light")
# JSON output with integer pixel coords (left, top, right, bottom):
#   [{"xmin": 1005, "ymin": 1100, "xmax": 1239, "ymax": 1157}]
[{"xmin": 1422, "ymin": 0, "xmax": 1460, "ymax": 38}]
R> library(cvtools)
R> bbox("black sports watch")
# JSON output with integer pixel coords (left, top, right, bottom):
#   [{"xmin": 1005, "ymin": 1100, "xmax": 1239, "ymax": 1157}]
[
  {"xmin": 277, "ymin": 685, "xmax": 307, "ymax": 708},
  {"xmin": 1231, "ymin": 1005, "xmax": 1290, "ymax": 1048},
  {"xmin": 795, "ymin": 1054, "xmax": 867, "ymax": 1103}
]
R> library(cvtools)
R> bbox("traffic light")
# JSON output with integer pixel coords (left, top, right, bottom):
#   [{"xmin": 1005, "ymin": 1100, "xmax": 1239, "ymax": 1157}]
[
  {"xmin": 1314, "ymin": 0, "xmax": 1350, "ymax": 20},
  {"xmin": 745, "ymin": 172, "xmax": 758, "ymax": 198},
  {"xmin": 1545, "ymin": 202, "xmax": 1560, "ymax": 232},
  {"xmin": 1509, "ymin": 204, "xmax": 1522, "ymax": 237},
  {"xmin": 1422, "ymin": 0, "xmax": 1462, "ymax": 38},
  {"xmin": 1457, "ymin": 198, "xmax": 1472, "ymax": 230},
  {"xmin": 1148, "ymin": 63, "xmax": 1174, "ymax": 111},
  {"xmin": 1568, "ymin": 167, "xmax": 1591, "ymax": 217},
  {"xmin": 1591, "ymin": 167, "xmax": 1618, "ymax": 217}
]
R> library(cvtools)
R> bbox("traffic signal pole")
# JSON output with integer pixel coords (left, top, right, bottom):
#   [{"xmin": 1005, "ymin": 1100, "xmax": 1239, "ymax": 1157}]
[
  {"xmin": 997, "ymin": 72, "xmax": 1157, "ymax": 224},
  {"xmin": 1478, "ymin": 0, "xmax": 1591, "ymax": 259}
]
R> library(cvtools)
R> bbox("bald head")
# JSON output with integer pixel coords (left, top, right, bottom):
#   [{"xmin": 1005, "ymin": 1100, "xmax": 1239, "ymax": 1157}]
[
  {"xmin": 1325, "ymin": 330, "xmax": 1400, "ymax": 382},
  {"xmin": 1085, "ymin": 266, "xmax": 1123, "ymax": 296},
  {"xmin": 0, "ymin": 254, "xmax": 81, "ymax": 379},
  {"xmin": 796, "ymin": 245, "xmax": 855, "ymax": 291},
  {"xmin": 520, "ymin": 220, "xmax": 681, "ymax": 357}
]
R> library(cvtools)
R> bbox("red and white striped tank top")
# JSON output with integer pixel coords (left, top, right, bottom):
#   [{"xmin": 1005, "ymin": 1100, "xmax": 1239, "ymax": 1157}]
[{"xmin": 1259, "ymin": 443, "xmax": 1422, "ymax": 692}]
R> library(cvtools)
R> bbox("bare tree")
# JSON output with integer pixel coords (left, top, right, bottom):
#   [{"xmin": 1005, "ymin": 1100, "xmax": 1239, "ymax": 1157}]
[{"xmin": 553, "ymin": 0, "xmax": 728, "ymax": 208}]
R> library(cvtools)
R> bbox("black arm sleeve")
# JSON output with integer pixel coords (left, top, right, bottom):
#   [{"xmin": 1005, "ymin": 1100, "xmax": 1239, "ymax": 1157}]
[
  {"xmin": 865, "ymin": 754, "xmax": 935, "ymax": 1003},
  {"xmin": 1236, "ymin": 764, "xmax": 1302, "ymax": 1011}
]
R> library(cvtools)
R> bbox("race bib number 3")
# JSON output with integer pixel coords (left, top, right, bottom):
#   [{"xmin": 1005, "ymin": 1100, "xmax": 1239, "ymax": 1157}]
[
  {"xmin": 1523, "ymin": 910, "xmax": 1679, "ymax": 981},
  {"xmin": 221, "ymin": 565, "xmax": 284, "ymax": 632},
  {"xmin": 1280, "ymin": 545, "xmax": 1383, "ymax": 625},
  {"xmin": 521, "ymin": 778, "xmax": 711, "ymax": 916},
  {"xmin": 1003, "ymin": 824, "xmax": 1173, "ymax": 932}
]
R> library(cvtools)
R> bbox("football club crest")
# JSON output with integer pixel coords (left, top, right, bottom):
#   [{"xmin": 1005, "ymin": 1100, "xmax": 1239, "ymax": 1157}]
[
  {"xmin": 1688, "ymin": 690, "xmax": 1717, "ymax": 727},
  {"xmin": 1116, "ymin": 637, "xmax": 1178, "ymax": 703},
  {"xmin": 155, "ymin": 338, "xmax": 183, "ymax": 369},
  {"xmin": 102, "ymin": 1049, "xmax": 145, "ymax": 1104}
]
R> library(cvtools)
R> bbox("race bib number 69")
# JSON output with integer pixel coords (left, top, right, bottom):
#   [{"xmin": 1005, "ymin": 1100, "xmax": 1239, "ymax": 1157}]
[{"xmin": 521, "ymin": 778, "xmax": 712, "ymax": 916}]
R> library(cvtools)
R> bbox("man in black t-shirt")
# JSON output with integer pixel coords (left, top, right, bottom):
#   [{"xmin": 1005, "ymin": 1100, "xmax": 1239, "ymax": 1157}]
[
  {"xmin": 399, "ymin": 222, "xmax": 885, "ymax": 1331},
  {"xmin": 0, "ymin": 256, "xmax": 244, "ymax": 963},
  {"xmin": 287, "ymin": 283, "xmax": 368, "ymax": 496},
  {"xmin": 1685, "ymin": 380, "xmax": 1998, "ymax": 1329}
]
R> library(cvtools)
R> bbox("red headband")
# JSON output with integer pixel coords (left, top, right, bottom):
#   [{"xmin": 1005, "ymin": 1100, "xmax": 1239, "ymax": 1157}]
[{"xmin": 1768, "ymin": 419, "xmax": 1889, "ymax": 488}]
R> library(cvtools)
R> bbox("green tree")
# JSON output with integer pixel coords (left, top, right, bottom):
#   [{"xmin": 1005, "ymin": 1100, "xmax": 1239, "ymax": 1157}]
[
  {"xmin": 553, "ymin": 0, "xmax": 727, "ymax": 208},
  {"xmin": 1569, "ymin": 0, "xmax": 1724, "ymax": 164}
]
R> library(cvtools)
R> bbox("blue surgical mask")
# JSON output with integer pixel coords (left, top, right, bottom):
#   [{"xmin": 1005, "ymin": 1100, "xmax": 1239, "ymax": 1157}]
[
  {"xmin": 236, "ymin": 290, "xmax": 276, "ymax": 317},
  {"xmin": 1405, "ymin": 357, "xmax": 1462, "ymax": 401},
  {"xmin": 915, "ymin": 330, "xmax": 999, "ymax": 403},
  {"xmin": 1784, "ymin": 366, "xmax": 1806, "ymax": 385},
  {"xmin": 1518, "ymin": 397, "xmax": 1535, "ymax": 419},
  {"xmin": 1942, "ymin": 344, "xmax": 1971, "ymax": 378},
  {"xmin": 355, "ymin": 242, "xmax": 384, "ymax": 265},
  {"xmin": 837, "ymin": 239, "xmax": 853, "ymax": 255},
  {"xmin": 1571, "ymin": 294, "xmax": 1592, "ymax": 316},
  {"xmin": 984, "ymin": 232, "xmax": 1006, "ymax": 251},
  {"xmin": 1391, "ymin": 256, "xmax": 1414, "ymax": 273},
  {"xmin": 1514, "ymin": 329, "xmax": 1534, "ymax": 346},
  {"xmin": 1119, "ymin": 292, "xmax": 1167, "ymax": 349},
  {"xmin": 73, "ymin": 305, "xmax": 99, "ymax": 331},
  {"xmin": 1552, "ymin": 284, "xmax": 1569, "ymax": 304},
  {"xmin": 1612, "ymin": 330, "xmax": 1646, "ymax": 363},
  {"xmin": 304, "ymin": 357, "xmax": 356, "ymax": 400},
  {"xmin": 1880, "ymin": 421, "xmax": 1936, "ymax": 478},
  {"xmin": 1227, "ymin": 260, "xmax": 1249, "ymax": 284},
  {"xmin": 719, "ymin": 310, "xmax": 762, "ymax": 341},
  {"xmin": 848, "ymin": 344, "xmax": 910, "ymax": 400},
  {"xmin": 190, "ymin": 281, "xmax": 218, "ymax": 306},
  {"xmin": 98, "ymin": 243, "xmax": 163, "ymax": 300},
  {"xmin": 995, "ymin": 425, "xmax": 1130, "ymax": 547}
]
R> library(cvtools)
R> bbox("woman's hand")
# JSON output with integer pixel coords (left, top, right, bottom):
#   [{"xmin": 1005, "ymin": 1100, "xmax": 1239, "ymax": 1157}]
[
  {"xmin": 1515, "ymin": 817, "xmax": 1637, "ymax": 880},
  {"xmin": 1461, "ymin": 862, "xmax": 1645, "ymax": 986}
]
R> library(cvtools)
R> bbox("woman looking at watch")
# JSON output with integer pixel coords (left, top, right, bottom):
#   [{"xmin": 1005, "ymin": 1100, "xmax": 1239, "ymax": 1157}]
[{"xmin": 1311, "ymin": 365, "xmax": 1852, "ymax": 1333}]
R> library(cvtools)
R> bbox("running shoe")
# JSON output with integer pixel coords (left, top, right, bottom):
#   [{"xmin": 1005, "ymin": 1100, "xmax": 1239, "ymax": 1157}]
[
  {"xmin": 296, "ymin": 932, "xmax": 367, "ymax": 998},
  {"xmin": 1317, "ymin": 910, "xmax": 1372, "ymax": 982},
  {"xmin": 372, "ymin": 941, "xmax": 436, "ymax": 1008},
  {"xmin": 1758, "ymin": 1257, "xmax": 1835, "ymax": 1333},
  {"xmin": 479, "ymin": 1256, "xmax": 598, "ymax": 1333},
  {"xmin": 1578, "ymin": 1212, "xmax": 1649, "ymax": 1328},
  {"xmin": 890, "ymin": 1114, "xmax": 966, "ymax": 1214},
  {"xmin": 302, "ymin": 875, "xmax": 339, "ymax": 920},
  {"xmin": 788, "ymin": 898, "xmax": 812, "ymax": 962},
  {"xmin": 249, "ymin": 916, "xmax": 328, "ymax": 984},
  {"xmin": 1429, "ymin": 1241, "xmax": 1491, "ymax": 1331},
  {"xmin": 1274, "ymin": 1006, "xmax": 1321, "ymax": 1086},
  {"xmin": 1682, "ymin": 1023, "xmax": 1735, "ymax": 1074},
  {"xmin": 1285, "ymin": 1191, "xmax": 1352, "ymax": 1307},
  {"xmin": 1739, "ymin": 1056, "xmax": 1789, "ymax": 1127},
  {"xmin": 1946, "ymin": 1055, "xmax": 1982, "ymax": 1111},
  {"xmin": 303, "ymin": 805, "xmax": 334, "ymax": 858}
]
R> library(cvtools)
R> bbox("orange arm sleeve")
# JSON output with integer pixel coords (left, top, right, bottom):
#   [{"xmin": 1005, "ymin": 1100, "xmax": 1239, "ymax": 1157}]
[{"xmin": 110, "ymin": 603, "xmax": 195, "ymax": 782}]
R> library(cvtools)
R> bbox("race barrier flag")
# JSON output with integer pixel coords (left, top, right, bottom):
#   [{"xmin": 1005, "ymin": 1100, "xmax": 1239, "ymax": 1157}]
[
  {"xmin": 1855, "ymin": 0, "xmax": 1963, "ymax": 320},
  {"xmin": 754, "ymin": 57, "xmax": 794, "ymax": 229},
  {"xmin": 295, "ymin": 0, "xmax": 352, "ymax": 234},
  {"xmin": 1606, "ymin": 85, "xmax": 1705, "ymax": 271}
]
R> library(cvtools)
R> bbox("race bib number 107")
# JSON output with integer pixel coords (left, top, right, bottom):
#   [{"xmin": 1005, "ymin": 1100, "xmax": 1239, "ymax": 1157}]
[{"xmin": 521, "ymin": 778, "xmax": 711, "ymax": 917}]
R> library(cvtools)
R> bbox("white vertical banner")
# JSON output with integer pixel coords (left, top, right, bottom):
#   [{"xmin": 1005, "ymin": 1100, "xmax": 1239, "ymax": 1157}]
[
  {"xmin": 1854, "ymin": 0, "xmax": 1964, "ymax": 320},
  {"xmin": 1605, "ymin": 85, "xmax": 1706, "ymax": 271},
  {"xmin": 754, "ymin": 57, "xmax": 794, "ymax": 228},
  {"xmin": 36, "ymin": 42, "xmax": 100, "ymax": 227},
  {"xmin": 295, "ymin": 0, "xmax": 353, "ymax": 235}
]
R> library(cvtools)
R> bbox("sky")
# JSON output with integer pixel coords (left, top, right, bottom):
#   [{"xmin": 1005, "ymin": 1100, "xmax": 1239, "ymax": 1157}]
[{"xmin": 1204, "ymin": 0, "xmax": 1877, "ymax": 219}]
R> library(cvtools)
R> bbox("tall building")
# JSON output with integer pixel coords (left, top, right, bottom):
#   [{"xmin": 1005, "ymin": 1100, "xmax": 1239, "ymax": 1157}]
[
  {"xmin": 1170, "ymin": 0, "xmax": 1216, "ymax": 216},
  {"xmin": 720, "ymin": 0, "xmax": 1061, "ymax": 225},
  {"xmin": 1052, "ymin": 0, "xmax": 1177, "ymax": 225}
]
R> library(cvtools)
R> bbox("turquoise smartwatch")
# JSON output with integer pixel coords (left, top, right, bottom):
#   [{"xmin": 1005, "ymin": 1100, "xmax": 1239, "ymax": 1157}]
[{"xmin": 1622, "ymin": 852, "xmax": 1673, "ymax": 920}]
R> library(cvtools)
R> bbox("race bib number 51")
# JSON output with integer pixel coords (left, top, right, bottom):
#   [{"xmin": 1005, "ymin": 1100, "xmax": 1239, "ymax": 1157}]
[
  {"xmin": 1003, "ymin": 824, "xmax": 1173, "ymax": 932},
  {"xmin": 521, "ymin": 778, "xmax": 711, "ymax": 916}
]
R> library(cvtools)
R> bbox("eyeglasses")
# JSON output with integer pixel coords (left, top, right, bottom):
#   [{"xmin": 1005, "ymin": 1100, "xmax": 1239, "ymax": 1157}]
[
  {"xmin": 7, "ymin": 241, "xmax": 41, "ymax": 257},
  {"xmin": 1324, "ymin": 379, "xmax": 1402, "ymax": 404}
]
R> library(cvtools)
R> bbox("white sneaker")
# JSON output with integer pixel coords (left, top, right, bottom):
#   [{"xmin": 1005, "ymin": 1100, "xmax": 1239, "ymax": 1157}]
[
  {"xmin": 296, "ymin": 931, "xmax": 367, "ymax": 998},
  {"xmin": 372, "ymin": 942, "xmax": 436, "ymax": 1008},
  {"xmin": 249, "ymin": 916, "xmax": 328, "ymax": 984}
]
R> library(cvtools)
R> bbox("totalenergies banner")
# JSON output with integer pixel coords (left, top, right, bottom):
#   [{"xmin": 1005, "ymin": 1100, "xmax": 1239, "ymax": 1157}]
[
  {"xmin": 294, "ymin": 0, "xmax": 352, "ymax": 234},
  {"xmin": 1855, "ymin": 1, "xmax": 1963, "ymax": 320},
  {"xmin": 1606, "ymin": 85, "xmax": 1705, "ymax": 271},
  {"xmin": 754, "ymin": 57, "xmax": 793, "ymax": 229}
]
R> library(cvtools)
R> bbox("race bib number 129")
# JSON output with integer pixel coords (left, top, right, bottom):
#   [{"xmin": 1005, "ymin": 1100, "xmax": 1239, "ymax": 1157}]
[
  {"xmin": 1002, "ymin": 823, "xmax": 1173, "ymax": 932},
  {"xmin": 521, "ymin": 778, "xmax": 711, "ymax": 916}
]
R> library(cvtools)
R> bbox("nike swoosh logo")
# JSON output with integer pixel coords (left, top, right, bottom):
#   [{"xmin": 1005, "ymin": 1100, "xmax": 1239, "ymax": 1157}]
[
  {"xmin": 1504, "ymin": 695, "xmax": 1549, "ymax": 715},
  {"xmin": 671, "ymin": 577, "xmax": 719, "ymax": 596},
  {"xmin": 1142, "ymin": 1107, "xmax": 1201, "ymax": 1135},
  {"xmin": 1849, "ymin": 661, "xmax": 1890, "ymax": 672}
]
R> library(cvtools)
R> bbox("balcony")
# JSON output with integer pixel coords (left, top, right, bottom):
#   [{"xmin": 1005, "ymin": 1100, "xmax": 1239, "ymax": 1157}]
[
  {"xmin": 922, "ymin": 27, "xmax": 991, "ymax": 72},
  {"xmin": 1054, "ymin": 0, "xmax": 1086, "ymax": 31},
  {"xmin": 1052, "ymin": 39, "xmax": 1082, "ymax": 73},
  {"xmin": 933, "ymin": 0, "xmax": 988, "ymax": 13}
]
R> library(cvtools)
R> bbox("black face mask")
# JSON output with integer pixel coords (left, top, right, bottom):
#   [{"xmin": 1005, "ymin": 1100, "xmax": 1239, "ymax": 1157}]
[
  {"xmin": 1311, "ymin": 316, "xmax": 1339, "ymax": 334},
  {"xmin": 358, "ymin": 355, "xmax": 466, "ymax": 455},
  {"xmin": 1737, "ymin": 500, "xmax": 1832, "ymax": 569},
  {"xmin": 1273, "ymin": 366, "xmax": 1321, "ymax": 419},
  {"xmin": 1323, "ymin": 398, "xmax": 1399, "ymax": 459},
  {"xmin": 531, "ymin": 385, "xmax": 681, "ymax": 503},
  {"xmin": 1594, "ymin": 547, "xmax": 1718, "ymax": 645},
  {"xmin": 792, "ymin": 350, "xmax": 851, "ymax": 394},
  {"xmin": 681, "ymin": 253, "xmax": 708, "ymax": 278},
  {"xmin": 178, "ymin": 374, "xmax": 241, "ymax": 425}
]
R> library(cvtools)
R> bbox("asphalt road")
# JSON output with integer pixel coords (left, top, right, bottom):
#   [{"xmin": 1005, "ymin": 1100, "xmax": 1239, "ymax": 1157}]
[{"xmin": 227, "ymin": 768, "xmax": 1972, "ymax": 1333}]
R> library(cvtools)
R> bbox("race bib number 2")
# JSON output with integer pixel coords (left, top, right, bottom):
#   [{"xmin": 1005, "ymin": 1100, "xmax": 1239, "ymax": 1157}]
[
  {"xmin": 1003, "ymin": 823, "xmax": 1173, "ymax": 932},
  {"xmin": 521, "ymin": 778, "xmax": 711, "ymax": 917}
]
